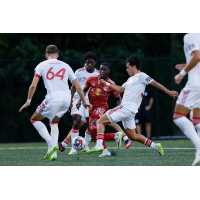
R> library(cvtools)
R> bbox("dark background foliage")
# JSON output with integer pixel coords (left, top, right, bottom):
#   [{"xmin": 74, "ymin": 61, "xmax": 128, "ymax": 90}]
[{"xmin": 0, "ymin": 33, "xmax": 187, "ymax": 142}]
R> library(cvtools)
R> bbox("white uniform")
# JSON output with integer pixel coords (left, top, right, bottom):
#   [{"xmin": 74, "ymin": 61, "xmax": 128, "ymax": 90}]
[
  {"xmin": 106, "ymin": 72, "xmax": 153, "ymax": 129},
  {"xmin": 35, "ymin": 59, "xmax": 77, "ymax": 121},
  {"xmin": 71, "ymin": 67, "xmax": 99, "ymax": 122},
  {"xmin": 176, "ymin": 33, "xmax": 200, "ymax": 110}
]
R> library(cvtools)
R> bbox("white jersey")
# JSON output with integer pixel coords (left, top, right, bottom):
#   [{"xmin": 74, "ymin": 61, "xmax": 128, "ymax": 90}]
[
  {"xmin": 35, "ymin": 59, "xmax": 77, "ymax": 101},
  {"xmin": 73, "ymin": 67, "xmax": 99, "ymax": 101},
  {"xmin": 121, "ymin": 72, "xmax": 153, "ymax": 113},
  {"xmin": 183, "ymin": 33, "xmax": 200, "ymax": 90}
]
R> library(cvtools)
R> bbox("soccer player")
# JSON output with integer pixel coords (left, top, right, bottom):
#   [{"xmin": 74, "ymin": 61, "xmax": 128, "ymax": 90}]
[
  {"xmin": 60, "ymin": 51, "xmax": 99, "ymax": 155},
  {"xmin": 19, "ymin": 45, "xmax": 91, "ymax": 160},
  {"xmin": 88, "ymin": 55, "xmax": 178, "ymax": 156},
  {"xmin": 77, "ymin": 62, "xmax": 130, "ymax": 157},
  {"xmin": 173, "ymin": 33, "xmax": 200, "ymax": 166}
]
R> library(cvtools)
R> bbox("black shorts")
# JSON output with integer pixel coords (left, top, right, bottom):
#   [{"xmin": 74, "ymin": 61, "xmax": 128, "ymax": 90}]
[{"xmin": 135, "ymin": 109, "xmax": 151, "ymax": 124}]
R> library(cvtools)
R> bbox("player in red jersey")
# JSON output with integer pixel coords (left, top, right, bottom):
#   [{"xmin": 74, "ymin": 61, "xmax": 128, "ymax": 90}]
[{"xmin": 77, "ymin": 62, "xmax": 127, "ymax": 157}]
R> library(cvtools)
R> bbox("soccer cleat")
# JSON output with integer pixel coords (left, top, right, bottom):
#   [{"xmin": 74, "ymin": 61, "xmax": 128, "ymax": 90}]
[
  {"xmin": 81, "ymin": 146, "xmax": 90, "ymax": 152},
  {"xmin": 44, "ymin": 145, "xmax": 59, "ymax": 160},
  {"xmin": 156, "ymin": 143, "xmax": 164, "ymax": 156},
  {"xmin": 115, "ymin": 132, "xmax": 123, "ymax": 149},
  {"xmin": 99, "ymin": 151, "xmax": 111, "ymax": 157},
  {"xmin": 125, "ymin": 139, "xmax": 132, "ymax": 149},
  {"xmin": 49, "ymin": 154, "xmax": 57, "ymax": 161},
  {"xmin": 86, "ymin": 145, "xmax": 104, "ymax": 154},
  {"xmin": 192, "ymin": 150, "xmax": 200, "ymax": 166},
  {"xmin": 57, "ymin": 142, "xmax": 65, "ymax": 152},
  {"xmin": 68, "ymin": 148, "xmax": 77, "ymax": 155}
]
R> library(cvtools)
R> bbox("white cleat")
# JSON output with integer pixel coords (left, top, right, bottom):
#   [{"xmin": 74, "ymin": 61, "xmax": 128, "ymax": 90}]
[
  {"xmin": 68, "ymin": 147, "xmax": 77, "ymax": 155},
  {"xmin": 99, "ymin": 151, "xmax": 111, "ymax": 157},
  {"xmin": 192, "ymin": 150, "xmax": 200, "ymax": 166}
]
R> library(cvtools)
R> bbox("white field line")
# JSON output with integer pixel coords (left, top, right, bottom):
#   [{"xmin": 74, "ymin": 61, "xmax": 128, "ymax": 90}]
[{"xmin": 0, "ymin": 147, "xmax": 196, "ymax": 150}]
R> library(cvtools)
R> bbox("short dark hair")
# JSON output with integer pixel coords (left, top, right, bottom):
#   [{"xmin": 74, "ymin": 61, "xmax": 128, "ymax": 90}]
[
  {"xmin": 83, "ymin": 51, "xmax": 98, "ymax": 62},
  {"xmin": 100, "ymin": 62, "xmax": 110, "ymax": 70},
  {"xmin": 46, "ymin": 45, "xmax": 58, "ymax": 54},
  {"xmin": 126, "ymin": 55, "xmax": 140, "ymax": 70}
]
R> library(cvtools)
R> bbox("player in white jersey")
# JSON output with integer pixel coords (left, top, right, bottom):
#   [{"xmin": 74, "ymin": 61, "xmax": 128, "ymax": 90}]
[
  {"xmin": 173, "ymin": 33, "xmax": 200, "ymax": 166},
  {"xmin": 57, "ymin": 52, "xmax": 132, "ymax": 155},
  {"xmin": 87, "ymin": 55, "xmax": 178, "ymax": 156},
  {"xmin": 19, "ymin": 45, "xmax": 91, "ymax": 161}
]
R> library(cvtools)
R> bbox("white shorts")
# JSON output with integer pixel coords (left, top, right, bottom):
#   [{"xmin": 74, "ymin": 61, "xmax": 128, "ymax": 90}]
[
  {"xmin": 36, "ymin": 99, "xmax": 70, "ymax": 121},
  {"xmin": 71, "ymin": 100, "xmax": 89, "ymax": 123},
  {"xmin": 106, "ymin": 105, "xmax": 136, "ymax": 130},
  {"xmin": 176, "ymin": 88, "xmax": 200, "ymax": 110}
]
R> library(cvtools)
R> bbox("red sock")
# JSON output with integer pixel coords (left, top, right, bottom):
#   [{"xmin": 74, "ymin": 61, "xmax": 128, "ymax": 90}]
[
  {"xmin": 103, "ymin": 140, "xmax": 107, "ymax": 149},
  {"xmin": 104, "ymin": 133, "xmax": 115, "ymax": 141}
]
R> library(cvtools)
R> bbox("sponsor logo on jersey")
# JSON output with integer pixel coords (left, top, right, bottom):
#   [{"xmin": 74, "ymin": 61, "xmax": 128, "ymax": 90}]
[
  {"xmin": 93, "ymin": 88, "xmax": 106, "ymax": 96},
  {"xmin": 103, "ymin": 86, "xmax": 108, "ymax": 91},
  {"xmin": 145, "ymin": 77, "xmax": 152, "ymax": 83},
  {"xmin": 188, "ymin": 43, "xmax": 195, "ymax": 50}
]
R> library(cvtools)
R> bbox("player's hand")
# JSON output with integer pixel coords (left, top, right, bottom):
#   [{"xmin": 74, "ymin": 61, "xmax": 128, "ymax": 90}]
[
  {"xmin": 76, "ymin": 102, "xmax": 81, "ymax": 110},
  {"xmin": 174, "ymin": 74, "xmax": 184, "ymax": 84},
  {"xmin": 68, "ymin": 103, "xmax": 72, "ymax": 112},
  {"xmin": 167, "ymin": 91, "xmax": 179, "ymax": 98},
  {"xmin": 145, "ymin": 106, "xmax": 151, "ymax": 111},
  {"xmin": 98, "ymin": 79, "xmax": 106, "ymax": 85},
  {"xmin": 83, "ymin": 102, "xmax": 92, "ymax": 110},
  {"xmin": 175, "ymin": 64, "xmax": 186, "ymax": 71},
  {"xmin": 19, "ymin": 102, "xmax": 30, "ymax": 112}
]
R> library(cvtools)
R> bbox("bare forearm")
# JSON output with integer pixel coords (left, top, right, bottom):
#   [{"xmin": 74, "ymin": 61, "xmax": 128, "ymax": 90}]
[
  {"xmin": 148, "ymin": 98, "xmax": 153, "ymax": 108},
  {"xmin": 150, "ymin": 81, "xmax": 170, "ymax": 95},
  {"xmin": 184, "ymin": 56, "xmax": 199, "ymax": 73},
  {"xmin": 71, "ymin": 85, "xmax": 76, "ymax": 100},
  {"xmin": 109, "ymin": 84, "xmax": 124, "ymax": 93},
  {"xmin": 76, "ymin": 88, "xmax": 86, "ymax": 104},
  {"xmin": 28, "ymin": 85, "xmax": 36, "ymax": 100}
]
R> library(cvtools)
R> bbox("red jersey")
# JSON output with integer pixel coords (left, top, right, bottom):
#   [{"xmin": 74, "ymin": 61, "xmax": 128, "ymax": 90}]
[{"xmin": 85, "ymin": 75, "xmax": 120, "ymax": 110}]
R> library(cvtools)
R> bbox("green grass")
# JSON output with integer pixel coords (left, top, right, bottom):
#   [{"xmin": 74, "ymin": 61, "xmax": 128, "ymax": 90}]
[{"xmin": 0, "ymin": 139, "xmax": 197, "ymax": 166}]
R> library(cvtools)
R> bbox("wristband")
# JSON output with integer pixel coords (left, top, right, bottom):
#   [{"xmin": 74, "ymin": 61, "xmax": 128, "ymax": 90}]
[
  {"xmin": 27, "ymin": 99, "xmax": 31, "ymax": 103},
  {"xmin": 106, "ymin": 82, "xmax": 110, "ymax": 87},
  {"xmin": 180, "ymin": 69, "xmax": 187, "ymax": 76}
]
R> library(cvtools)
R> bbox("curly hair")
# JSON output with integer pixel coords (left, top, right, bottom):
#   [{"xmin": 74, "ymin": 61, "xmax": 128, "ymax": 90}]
[
  {"xmin": 100, "ymin": 62, "xmax": 110, "ymax": 70},
  {"xmin": 83, "ymin": 51, "xmax": 98, "ymax": 62},
  {"xmin": 126, "ymin": 55, "xmax": 140, "ymax": 70}
]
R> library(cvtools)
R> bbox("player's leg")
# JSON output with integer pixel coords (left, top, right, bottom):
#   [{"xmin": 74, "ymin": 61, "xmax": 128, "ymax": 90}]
[
  {"xmin": 136, "ymin": 124, "xmax": 141, "ymax": 135},
  {"xmin": 81, "ymin": 117, "xmax": 91, "ymax": 152},
  {"xmin": 145, "ymin": 123, "xmax": 151, "ymax": 138},
  {"xmin": 108, "ymin": 123, "xmax": 132, "ymax": 148}
]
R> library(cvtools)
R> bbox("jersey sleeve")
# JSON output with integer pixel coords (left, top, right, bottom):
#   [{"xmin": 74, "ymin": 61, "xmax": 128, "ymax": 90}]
[
  {"xmin": 112, "ymin": 89, "xmax": 120, "ymax": 98},
  {"xmin": 184, "ymin": 34, "xmax": 200, "ymax": 55},
  {"xmin": 122, "ymin": 82, "xmax": 127, "ymax": 89},
  {"xmin": 67, "ymin": 65, "xmax": 77, "ymax": 83},
  {"xmin": 140, "ymin": 73, "xmax": 154, "ymax": 85},
  {"xmin": 85, "ymin": 76, "xmax": 91, "ymax": 89},
  {"xmin": 34, "ymin": 63, "xmax": 42, "ymax": 78}
]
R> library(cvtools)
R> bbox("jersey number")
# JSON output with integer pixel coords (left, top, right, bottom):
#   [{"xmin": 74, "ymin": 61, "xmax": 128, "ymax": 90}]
[{"xmin": 46, "ymin": 67, "xmax": 66, "ymax": 80}]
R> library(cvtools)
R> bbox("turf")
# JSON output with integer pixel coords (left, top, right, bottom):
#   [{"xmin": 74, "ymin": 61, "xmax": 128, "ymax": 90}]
[{"xmin": 0, "ymin": 139, "xmax": 197, "ymax": 166}]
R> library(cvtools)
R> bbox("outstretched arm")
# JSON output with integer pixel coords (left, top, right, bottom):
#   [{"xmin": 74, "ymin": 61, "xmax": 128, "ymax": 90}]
[
  {"xmin": 19, "ymin": 77, "xmax": 40, "ymax": 112},
  {"xmin": 175, "ymin": 50, "xmax": 200, "ymax": 84},
  {"xmin": 98, "ymin": 79, "xmax": 125, "ymax": 93},
  {"xmin": 150, "ymin": 80, "xmax": 178, "ymax": 98}
]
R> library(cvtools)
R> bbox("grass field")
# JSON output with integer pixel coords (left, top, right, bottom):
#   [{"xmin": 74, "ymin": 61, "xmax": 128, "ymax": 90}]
[{"xmin": 0, "ymin": 139, "xmax": 197, "ymax": 166}]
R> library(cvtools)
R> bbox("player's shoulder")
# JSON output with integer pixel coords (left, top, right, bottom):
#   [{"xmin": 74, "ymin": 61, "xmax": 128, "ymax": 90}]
[
  {"xmin": 94, "ymin": 68, "xmax": 99, "ymax": 73},
  {"xmin": 184, "ymin": 33, "xmax": 200, "ymax": 42},
  {"xmin": 77, "ymin": 67, "xmax": 85, "ymax": 72},
  {"xmin": 107, "ymin": 78, "xmax": 115, "ymax": 85}
]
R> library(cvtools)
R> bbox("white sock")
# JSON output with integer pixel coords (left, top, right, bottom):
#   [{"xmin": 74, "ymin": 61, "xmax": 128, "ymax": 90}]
[
  {"xmin": 144, "ymin": 138, "xmax": 157, "ymax": 150},
  {"xmin": 84, "ymin": 129, "xmax": 91, "ymax": 146},
  {"xmin": 122, "ymin": 131, "xmax": 128, "ymax": 141},
  {"xmin": 32, "ymin": 121, "xmax": 54, "ymax": 147},
  {"xmin": 61, "ymin": 137, "xmax": 70, "ymax": 148},
  {"xmin": 195, "ymin": 124, "xmax": 200, "ymax": 137},
  {"xmin": 174, "ymin": 117, "xmax": 200, "ymax": 149},
  {"xmin": 71, "ymin": 128, "xmax": 79, "ymax": 152},
  {"xmin": 50, "ymin": 123, "xmax": 59, "ymax": 144},
  {"xmin": 97, "ymin": 133, "xmax": 104, "ymax": 146}
]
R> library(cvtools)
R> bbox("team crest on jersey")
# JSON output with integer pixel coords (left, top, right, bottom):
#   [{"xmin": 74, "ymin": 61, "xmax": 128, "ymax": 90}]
[
  {"xmin": 103, "ymin": 86, "xmax": 108, "ymax": 91},
  {"xmin": 92, "ymin": 84, "xmax": 95, "ymax": 86}
]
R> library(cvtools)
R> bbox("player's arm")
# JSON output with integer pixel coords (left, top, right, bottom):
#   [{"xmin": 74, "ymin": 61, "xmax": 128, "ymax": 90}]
[
  {"xmin": 76, "ymin": 87, "xmax": 90, "ymax": 109},
  {"xmin": 98, "ymin": 79, "xmax": 125, "ymax": 93},
  {"xmin": 68, "ymin": 85, "xmax": 76, "ymax": 112},
  {"xmin": 146, "ymin": 97, "xmax": 153, "ymax": 111},
  {"xmin": 72, "ymin": 79, "xmax": 92, "ymax": 109},
  {"xmin": 19, "ymin": 77, "xmax": 40, "ymax": 112},
  {"xmin": 150, "ymin": 80, "xmax": 178, "ymax": 98},
  {"xmin": 175, "ymin": 50, "xmax": 200, "ymax": 84}
]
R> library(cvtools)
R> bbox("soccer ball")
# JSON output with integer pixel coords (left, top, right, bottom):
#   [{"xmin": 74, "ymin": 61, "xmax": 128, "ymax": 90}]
[{"xmin": 72, "ymin": 136, "xmax": 85, "ymax": 150}]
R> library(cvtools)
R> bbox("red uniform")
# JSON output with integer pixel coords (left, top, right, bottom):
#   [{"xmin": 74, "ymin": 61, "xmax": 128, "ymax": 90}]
[{"xmin": 85, "ymin": 75, "xmax": 120, "ymax": 128}]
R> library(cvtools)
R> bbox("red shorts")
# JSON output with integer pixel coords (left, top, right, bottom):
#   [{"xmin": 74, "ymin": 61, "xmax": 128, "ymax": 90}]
[{"xmin": 89, "ymin": 107, "xmax": 107, "ymax": 129}]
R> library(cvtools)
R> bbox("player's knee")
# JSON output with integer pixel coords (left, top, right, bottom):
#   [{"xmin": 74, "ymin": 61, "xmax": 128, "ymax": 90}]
[
  {"xmin": 30, "ymin": 118, "xmax": 39, "ymax": 124},
  {"xmin": 73, "ymin": 119, "xmax": 80, "ymax": 129},
  {"xmin": 49, "ymin": 120, "xmax": 58, "ymax": 125}
]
